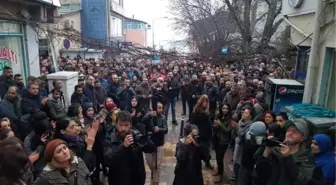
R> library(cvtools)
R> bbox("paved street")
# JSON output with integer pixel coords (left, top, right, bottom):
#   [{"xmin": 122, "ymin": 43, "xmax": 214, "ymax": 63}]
[{"xmin": 144, "ymin": 101, "xmax": 233, "ymax": 185}]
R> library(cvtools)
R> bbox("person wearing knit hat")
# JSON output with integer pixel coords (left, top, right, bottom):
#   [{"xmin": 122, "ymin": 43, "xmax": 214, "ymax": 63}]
[
  {"xmin": 105, "ymin": 102, "xmax": 117, "ymax": 112},
  {"xmin": 34, "ymin": 139, "xmax": 91, "ymax": 185}
]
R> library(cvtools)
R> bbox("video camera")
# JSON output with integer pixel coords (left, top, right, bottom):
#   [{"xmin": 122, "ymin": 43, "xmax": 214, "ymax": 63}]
[
  {"xmin": 191, "ymin": 134, "xmax": 201, "ymax": 144},
  {"xmin": 262, "ymin": 137, "xmax": 283, "ymax": 147},
  {"xmin": 131, "ymin": 130, "xmax": 152, "ymax": 148}
]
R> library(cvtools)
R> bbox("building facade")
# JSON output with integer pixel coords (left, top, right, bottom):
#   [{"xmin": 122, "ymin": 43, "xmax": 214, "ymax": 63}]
[
  {"xmin": 0, "ymin": 0, "xmax": 59, "ymax": 79},
  {"xmin": 282, "ymin": 0, "xmax": 335, "ymax": 110},
  {"xmin": 124, "ymin": 17, "xmax": 148, "ymax": 47},
  {"xmin": 81, "ymin": 0, "xmax": 125, "ymax": 47}
]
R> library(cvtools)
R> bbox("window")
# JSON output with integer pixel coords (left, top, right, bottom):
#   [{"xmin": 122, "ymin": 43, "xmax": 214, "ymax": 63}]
[{"xmin": 111, "ymin": 17, "xmax": 123, "ymax": 37}]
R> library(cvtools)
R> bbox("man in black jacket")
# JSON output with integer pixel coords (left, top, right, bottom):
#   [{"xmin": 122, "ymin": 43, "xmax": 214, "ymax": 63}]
[
  {"xmin": 107, "ymin": 74, "xmax": 120, "ymax": 105},
  {"xmin": 142, "ymin": 102, "xmax": 168, "ymax": 183},
  {"xmin": 70, "ymin": 85, "xmax": 90, "ymax": 106},
  {"xmin": 0, "ymin": 66, "xmax": 15, "ymax": 99},
  {"xmin": 21, "ymin": 83, "xmax": 48, "ymax": 115},
  {"xmin": 164, "ymin": 72, "xmax": 180, "ymax": 125},
  {"xmin": 103, "ymin": 111, "xmax": 154, "ymax": 185},
  {"xmin": 117, "ymin": 79, "xmax": 135, "ymax": 110},
  {"xmin": 203, "ymin": 76, "xmax": 218, "ymax": 120},
  {"xmin": 83, "ymin": 75, "xmax": 99, "ymax": 109},
  {"xmin": 187, "ymin": 74, "xmax": 202, "ymax": 120}
]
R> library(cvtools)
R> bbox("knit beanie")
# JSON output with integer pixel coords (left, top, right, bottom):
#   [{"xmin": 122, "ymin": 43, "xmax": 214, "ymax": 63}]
[
  {"xmin": 45, "ymin": 139, "xmax": 67, "ymax": 162},
  {"xmin": 106, "ymin": 102, "xmax": 117, "ymax": 112}
]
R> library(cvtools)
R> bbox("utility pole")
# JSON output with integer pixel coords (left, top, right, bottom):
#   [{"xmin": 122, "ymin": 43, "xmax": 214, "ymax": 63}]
[{"xmin": 303, "ymin": 0, "xmax": 324, "ymax": 103}]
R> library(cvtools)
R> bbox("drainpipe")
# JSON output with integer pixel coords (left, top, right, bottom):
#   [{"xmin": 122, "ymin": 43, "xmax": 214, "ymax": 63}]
[{"xmin": 302, "ymin": 0, "xmax": 324, "ymax": 103}]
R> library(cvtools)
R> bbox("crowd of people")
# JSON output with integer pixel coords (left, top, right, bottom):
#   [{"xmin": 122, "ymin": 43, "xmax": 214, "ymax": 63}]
[{"xmin": 0, "ymin": 56, "xmax": 334, "ymax": 185}]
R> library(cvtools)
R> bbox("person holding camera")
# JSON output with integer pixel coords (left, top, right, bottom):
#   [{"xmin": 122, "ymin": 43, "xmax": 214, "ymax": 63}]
[
  {"xmin": 117, "ymin": 79, "xmax": 135, "ymax": 110},
  {"xmin": 254, "ymin": 119, "xmax": 314, "ymax": 185},
  {"xmin": 103, "ymin": 111, "xmax": 154, "ymax": 185},
  {"xmin": 173, "ymin": 124, "xmax": 210, "ymax": 185},
  {"xmin": 142, "ymin": 102, "xmax": 168, "ymax": 184}
]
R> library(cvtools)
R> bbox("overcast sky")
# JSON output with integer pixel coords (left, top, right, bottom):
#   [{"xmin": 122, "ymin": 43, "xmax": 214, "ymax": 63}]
[{"xmin": 124, "ymin": 0, "xmax": 183, "ymax": 49}]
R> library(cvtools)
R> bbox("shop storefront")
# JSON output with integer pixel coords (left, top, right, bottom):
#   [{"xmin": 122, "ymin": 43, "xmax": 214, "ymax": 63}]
[{"xmin": 0, "ymin": 20, "xmax": 28, "ymax": 80}]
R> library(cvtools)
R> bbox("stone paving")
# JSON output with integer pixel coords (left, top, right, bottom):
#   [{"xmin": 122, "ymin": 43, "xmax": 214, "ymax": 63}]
[{"xmin": 144, "ymin": 101, "xmax": 234, "ymax": 185}]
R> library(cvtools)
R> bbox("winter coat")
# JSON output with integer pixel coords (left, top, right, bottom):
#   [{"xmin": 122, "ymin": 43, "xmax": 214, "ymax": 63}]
[
  {"xmin": 142, "ymin": 112, "xmax": 168, "ymax": 147},
  {"xmin": 190, "ymin": 111, "xmax": 212, "ymax": 142},
  {"xmin": 0, "ymin": 93, "xmax": 21, "ymax": 119},
  {"xmin": 213, "ymin": 114, "xmax": 232, "ymax": 146},
  {"xmin": 83, "ymin": 85, "xmax": 98, "ymax": 107},
  {"xmin": 187, "ymin": 80, "xmax": 202, "ymax": 101},
  {"xmin": 103, "ymin": 128, "xmax": 155, "ymax": 185},
  {"xmin": 223, "ymin": 91, "xmax": 240, "ymax": 111},
  {"xmin": 70, "ymin": 92, "xmax": 90, "ymax": 106},
  {"xmin": 135, "ymin": 83, "xmax": 152, "ymax": 112},
  {"xmin": 254, "ymin": 143, "xmax": 314, "ymax": 185},
  {"xmin": 166, "ymin": 77, "xmax": 180, "ymax": 98},
  {"xmin": 173, "ymin": 138, "xmax": 210, "ymax": 185},
  {"xmin": 203, "ymin": 84, "xmax": 218, "ymax": 104},
  {"xmin": 219, "ymin": 88, "xmax": 230, "ymax": 104},
  {"xmin": 33, "ymin": 156, "xmax": 91, "ymax": 185},
  {"xmin": 95, "ymin": 87, "xmax": 107, "ymax": 106},
  {"xmin": 152, "ymin": 85, "xmax": 168, "ymax": 107},
  {"xmin": 21, "ymin": 89, "xmax": 43, "ymax": 115},
  {"xmin": 233, "ymin": 119, "xmax": 252, "ymax": 165},
  {"xmin": 107, "ymin": 82, "xmax": 120, "ymax": 103},
  {"xmin": 24, "ymin": 132, "xmax": 46, "ymax": 178},
  {"xmin": 0, "ymin": 77, "xmax": 15, "ymax": 99},
  {"xmin": 47, "ymin": 96, "xmax": 67, "ymax": 121},
  {"xmin": 116, "ymin": 87, "xmax": 135, "ymax": 110}
]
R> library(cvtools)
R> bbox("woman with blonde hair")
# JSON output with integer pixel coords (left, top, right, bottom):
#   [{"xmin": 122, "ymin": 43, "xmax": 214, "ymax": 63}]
[{"xmin": 190, "ymin": 95, "xmax": 214, "ymax": 169}]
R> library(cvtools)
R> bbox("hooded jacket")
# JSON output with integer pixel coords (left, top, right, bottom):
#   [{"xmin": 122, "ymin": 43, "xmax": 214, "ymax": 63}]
[
  {"xmin": 33, "ymin": 156, "xmax": 91, "ymax": 185},
  {"xmin": 255, "ymin": 143, "xmax": 314, "ymax": 185},
  {"xmin": 313, "ymin": 134, "xmax": 335, "ymax": 185}
]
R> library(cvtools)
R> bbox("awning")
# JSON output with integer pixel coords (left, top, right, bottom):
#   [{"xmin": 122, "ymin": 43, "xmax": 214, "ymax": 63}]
[{"xmin": 37, "ymin": 0, "xmax": 61, "ymax": 7}]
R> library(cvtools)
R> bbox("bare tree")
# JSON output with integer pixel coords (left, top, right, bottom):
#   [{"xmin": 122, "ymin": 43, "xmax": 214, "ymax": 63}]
[
  {"xmin": 258, "ymin": 0, "xmax": 283, "ymax": 51},
  {"xmin": 169, "ymin": 0, "xmax": 236, "ymax": 56}
]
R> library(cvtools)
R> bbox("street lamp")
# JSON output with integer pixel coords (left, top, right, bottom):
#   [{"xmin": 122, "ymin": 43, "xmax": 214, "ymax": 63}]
[{"xmin": 152, "ymin": 16, "xmax": 168, "ymax": 49}]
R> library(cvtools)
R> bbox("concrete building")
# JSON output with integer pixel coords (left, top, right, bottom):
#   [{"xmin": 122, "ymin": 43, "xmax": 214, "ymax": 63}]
[
  {"xmin": 282, "ymin": 0, "xmax": 336, "ymax": 110},
  {"xmin": 81, "ymin": 0, "xmax": 125, "ymax": 47},
  {"xmin": 0, "ymin": 0, "xmax": 60, "ymax": 79},
  {"xmin": 124, "ymin": 17, "xmax": 148, "ymax": 47}
]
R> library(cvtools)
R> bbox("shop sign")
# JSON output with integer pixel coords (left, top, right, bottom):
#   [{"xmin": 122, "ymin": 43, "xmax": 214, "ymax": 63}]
[{"xmin": 0, "ymin": 47, "xmax": 18, "ymax": 64}]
